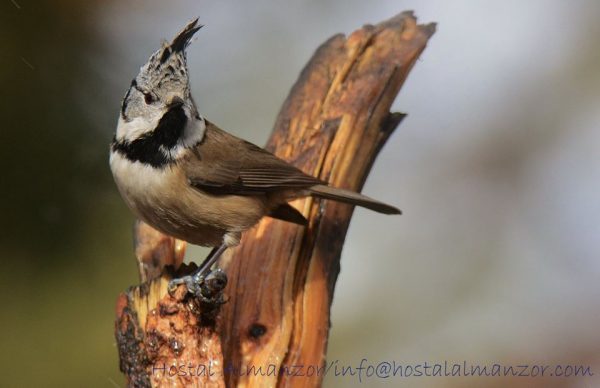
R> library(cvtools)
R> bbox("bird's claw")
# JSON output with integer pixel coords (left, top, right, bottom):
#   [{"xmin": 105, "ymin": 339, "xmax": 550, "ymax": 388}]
[
  {"xmin": 168, "ymin": 273, "xmax": 204, "ymax": 297},
  {"xmin": 168, "ymin": 268, "xmax": 227, "ymax": 305}
]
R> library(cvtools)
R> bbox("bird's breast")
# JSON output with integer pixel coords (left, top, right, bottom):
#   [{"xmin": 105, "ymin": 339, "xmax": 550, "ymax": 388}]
[{"xmin": 109, "ymin": 151, "xmax": 267, "ymax": 246}]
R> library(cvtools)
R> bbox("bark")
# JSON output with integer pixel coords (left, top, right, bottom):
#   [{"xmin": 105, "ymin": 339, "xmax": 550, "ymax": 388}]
[{"xmin": 115, "ymin": 11, "xmax": 435, "ymax": 388}]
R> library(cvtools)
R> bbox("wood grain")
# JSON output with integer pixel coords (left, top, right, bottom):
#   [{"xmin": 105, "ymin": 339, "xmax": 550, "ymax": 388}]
[{"xmin": 219, "ymin": 11, "xmax": 435, "ymax": 388}]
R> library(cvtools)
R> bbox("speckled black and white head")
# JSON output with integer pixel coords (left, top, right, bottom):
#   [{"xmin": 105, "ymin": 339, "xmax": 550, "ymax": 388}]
[{"xmin": 112, "ymin": 18, "xmax": 206, "ymax": 168}]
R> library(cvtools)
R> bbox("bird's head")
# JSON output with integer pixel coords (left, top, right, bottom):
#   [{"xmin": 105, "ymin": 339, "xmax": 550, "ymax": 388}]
[{"xmin": 116, "ymin": 18, "xmax": 203, "ymax": 144}]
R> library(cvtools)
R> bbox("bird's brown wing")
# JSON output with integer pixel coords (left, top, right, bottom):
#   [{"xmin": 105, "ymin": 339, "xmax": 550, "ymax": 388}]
[{"xmin": 182, "ymin": 121, "xmax": 325, "ymax": 195}]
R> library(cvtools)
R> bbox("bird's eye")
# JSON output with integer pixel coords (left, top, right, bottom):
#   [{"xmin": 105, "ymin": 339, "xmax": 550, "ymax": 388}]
[{"xmin": 144, "ymin": 93, "xmax": 155, "ymax": 104}]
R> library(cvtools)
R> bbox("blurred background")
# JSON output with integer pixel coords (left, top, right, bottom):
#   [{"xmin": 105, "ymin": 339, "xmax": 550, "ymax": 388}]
[{"xmin": 1, "ymin": 0, "xmax": 599, "ymax": 387}]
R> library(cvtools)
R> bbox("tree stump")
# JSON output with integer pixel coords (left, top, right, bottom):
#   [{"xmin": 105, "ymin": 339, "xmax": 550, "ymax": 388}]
[{"xmin": 115, "ymin": 11, "xmax": 435, "ymax": 387}]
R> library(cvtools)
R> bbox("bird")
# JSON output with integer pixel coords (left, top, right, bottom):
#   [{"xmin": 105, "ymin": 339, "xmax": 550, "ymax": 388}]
[{"xmin": 109, "ymin": 19, "xmax": 401, "ymax": 296}]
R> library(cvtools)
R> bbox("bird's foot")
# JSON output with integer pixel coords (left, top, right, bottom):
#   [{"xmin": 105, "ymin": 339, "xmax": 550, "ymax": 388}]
[
  {"xmin": 169, "ymin": 268, "xmax": 228, "ymax": 305},
  {"xmin": 168, "ymin": 270, "xmax": 204, "ymax": 297}
]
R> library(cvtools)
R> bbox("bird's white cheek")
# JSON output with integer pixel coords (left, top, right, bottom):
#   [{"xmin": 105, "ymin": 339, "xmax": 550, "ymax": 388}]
[
  {"xmin": 115, "ymin": 114, "xmax": 160, "ymax": 143},
  {"xmin": 182, "ymin": 116, "xmax": 206, "ymax": 146},
  {"xmin": 167, "ymin": 117, "xmax": 206, "ymax": 159}
]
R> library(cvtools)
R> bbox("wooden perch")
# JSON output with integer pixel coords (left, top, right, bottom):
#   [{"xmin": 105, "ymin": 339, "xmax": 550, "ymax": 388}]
[{"xmin": 115, "ymin": 11, "xmax": 435, "ymax": 388}]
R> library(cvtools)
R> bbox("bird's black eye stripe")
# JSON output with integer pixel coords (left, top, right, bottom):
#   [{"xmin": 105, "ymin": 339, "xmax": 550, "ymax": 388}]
[
  {"xmin": 130, "ymin": 80, "xmax": 154, "ymax": 105},
  {"xmin": 122, "ymin": 79, "xmax": 156, "ymax": 116},
  {"xmin": 121, "ymin": 79, "xmax": 139, "ymax": 117},
  {"xmin": 121, "ymin": 88, "xmax": 132, "ymax": 117}
]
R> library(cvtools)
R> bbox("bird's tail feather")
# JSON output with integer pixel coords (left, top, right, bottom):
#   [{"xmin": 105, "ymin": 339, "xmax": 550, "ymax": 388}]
[{"xmin": 308, "ymin": 184, "xmax": 401, "ymax": 215}]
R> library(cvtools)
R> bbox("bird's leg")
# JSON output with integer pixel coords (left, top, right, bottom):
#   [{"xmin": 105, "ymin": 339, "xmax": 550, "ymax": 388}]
[
  {"xmin": 168, "ymin": 243, "xmax": 228, "ymax": 297},
  {"xmin": 196, "ymin": 243, "xmax": 228, "ymax": 276},
  {"xmin": 197, "ymin": 245, "xmax": 219, "ymax": 270}
]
